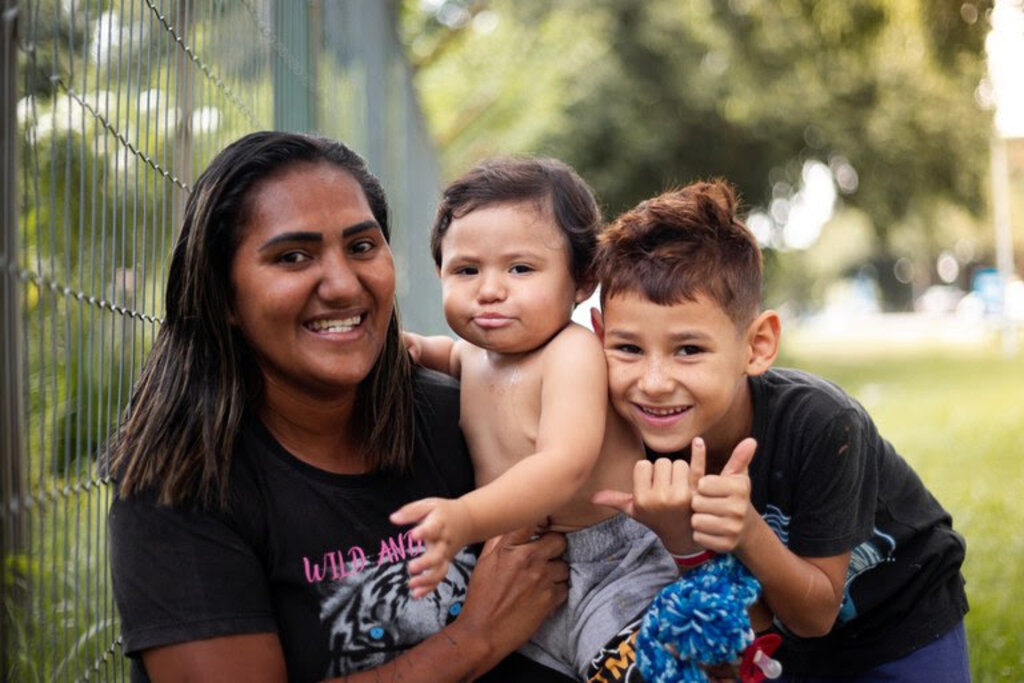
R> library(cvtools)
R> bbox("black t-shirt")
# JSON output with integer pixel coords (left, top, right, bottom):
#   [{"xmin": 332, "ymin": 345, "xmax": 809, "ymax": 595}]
[
  {"xmin": 109, "ymin": 368, "xmax": 566, "ymax": 682},
  {"xmin": 745, "ymin": 368, "xmax": 968, "ymax": 675}
]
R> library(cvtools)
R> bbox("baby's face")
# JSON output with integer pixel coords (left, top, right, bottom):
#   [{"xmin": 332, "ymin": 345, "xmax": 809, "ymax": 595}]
[
  {"xmin": 438, "ymin": 200, "xmax": 587, "ymax": 354},
  {"xmin": 596, "ymin": 290, "xmax": 753, "ymax": 455}
]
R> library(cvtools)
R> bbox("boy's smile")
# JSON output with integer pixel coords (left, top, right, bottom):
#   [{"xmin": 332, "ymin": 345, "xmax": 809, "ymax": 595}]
[{"xmin": 594, "ymin": 291, "xmax": 758, "ymax": 457}]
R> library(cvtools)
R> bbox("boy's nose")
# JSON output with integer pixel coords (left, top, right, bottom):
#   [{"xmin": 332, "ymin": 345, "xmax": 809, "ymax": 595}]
[{"xmin": 637, "ymin": 358, "xmax": 674, "ymax": 396}]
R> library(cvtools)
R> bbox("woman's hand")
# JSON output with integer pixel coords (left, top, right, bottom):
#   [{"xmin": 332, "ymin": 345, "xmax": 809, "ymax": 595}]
[{"xmin": 453, "ymin": 526, "xmax": 569, "ymax": 658}]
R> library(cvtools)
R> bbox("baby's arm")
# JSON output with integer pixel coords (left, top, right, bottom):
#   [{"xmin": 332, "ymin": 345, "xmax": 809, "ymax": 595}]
[
  {"xmin": 403, "ymin": 332, "xmax": 462, "ymax": 378},
  {"xmin": 691, "ymin": 442, "xmax": 849, "ymax": 637},
  {"xmin": 392, "ymin": 327, "xmax": 606, "ymax": 596}
]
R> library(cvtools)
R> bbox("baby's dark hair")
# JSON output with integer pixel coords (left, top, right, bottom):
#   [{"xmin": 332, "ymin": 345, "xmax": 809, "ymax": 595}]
[
  {"xmin": 430, "ymin": 157, "xmax": 601, "ymax": 287},
  {"xmin": 596, "ymin": 180, "xmax": 762, "ymax": 328}
]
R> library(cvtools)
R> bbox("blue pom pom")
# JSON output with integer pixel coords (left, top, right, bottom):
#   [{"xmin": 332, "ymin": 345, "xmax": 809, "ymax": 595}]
[{"xmin": 636, "ymin": 554, "xmax": 761, "ymax": 683}]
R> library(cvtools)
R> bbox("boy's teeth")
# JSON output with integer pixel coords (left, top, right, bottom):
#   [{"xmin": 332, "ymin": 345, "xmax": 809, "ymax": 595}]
[
  {"xmin": 308, "ymin": 315, "xmax": 361, "ymax": 332},
  {"xmin": 642, "ymin": 406, "xmax": 683, "ymax": 416}
]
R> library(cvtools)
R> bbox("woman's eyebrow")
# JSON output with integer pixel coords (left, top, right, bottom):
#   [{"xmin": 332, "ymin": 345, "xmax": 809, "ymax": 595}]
[
  {"xmin": 342, "ymin": 220, "xmax": 379, "ymax": 237},
  {"xmin": 257, "ymin": 221, "xmax": 380, "ymax": 251},
  {"xmin": 258, "ymin": 231, "xmax": 322, "ymax": 251}
]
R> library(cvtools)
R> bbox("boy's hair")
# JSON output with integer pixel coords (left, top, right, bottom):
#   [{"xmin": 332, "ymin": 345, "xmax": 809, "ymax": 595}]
[
  {"xmin": 430, "ymin": 156, "xmax": 601, "ymax": 287},
  {"xmin": 596, "ymin": 180, "xmax": 763, "ymax": 327}
]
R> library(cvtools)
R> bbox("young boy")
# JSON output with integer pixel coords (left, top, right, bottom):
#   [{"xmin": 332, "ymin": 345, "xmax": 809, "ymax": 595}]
[
  {"xmin": 392, "ymin": 157, "xmax": 688, "ymax": 679},
  {"xmin": 590, "ymin": 180, "xmax": 970, "ymax": 680}
]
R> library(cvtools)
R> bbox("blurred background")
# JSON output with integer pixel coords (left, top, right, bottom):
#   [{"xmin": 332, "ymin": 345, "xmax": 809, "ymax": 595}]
[{"xmin": 2, "ymin": 0, "xmax": 1021, "ymax": 680}]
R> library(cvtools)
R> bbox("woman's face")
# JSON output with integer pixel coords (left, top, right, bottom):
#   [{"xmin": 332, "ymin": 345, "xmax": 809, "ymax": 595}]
[{"xmin": 229, "ymin": 161, "xmax": 395, "ymax": 402}]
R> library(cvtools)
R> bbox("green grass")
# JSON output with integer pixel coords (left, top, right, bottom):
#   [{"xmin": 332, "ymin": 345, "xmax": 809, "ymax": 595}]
[{"xmin": 779, "ymin": 344, "xmax": 1024, "ymax": 682}]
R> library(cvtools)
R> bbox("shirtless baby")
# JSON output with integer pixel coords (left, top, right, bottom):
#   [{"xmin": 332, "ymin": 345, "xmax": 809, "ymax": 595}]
[{"xmin": 392, "ymin": 157, "xmax": 686, "ymax": 678}]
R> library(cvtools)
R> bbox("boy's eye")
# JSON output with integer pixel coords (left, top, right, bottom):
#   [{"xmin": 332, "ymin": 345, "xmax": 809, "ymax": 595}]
[
  {"xmin": 509, "ymin": 264, "xmax": 533, "ymax": 274},
  {"xmin": 676, "ymin": 345, "xmax": 703, "ymax": 356},
  {"xmin": 454, "ymin": 266, "xmax": 478, "ymax": 276},
  {"xmin": 613, "ymin": 343, "xmax": 642, "ymax": 355}
]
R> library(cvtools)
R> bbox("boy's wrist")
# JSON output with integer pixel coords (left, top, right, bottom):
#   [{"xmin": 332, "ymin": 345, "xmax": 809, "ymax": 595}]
[{"xmin": 670, "ymin": 548, "xmax": 717, "ymax": 569}]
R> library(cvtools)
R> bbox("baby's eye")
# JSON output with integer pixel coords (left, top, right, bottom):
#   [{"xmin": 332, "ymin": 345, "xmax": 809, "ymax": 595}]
[
  {"xmin": 509, "ymin": 264, "xmax": 534, "ymax": 274},
  {"xmin": 676, "ymin": 345, "xmax": 703, "ymax": 356},
  {"xmin": 454, "ymin": 266, "xmax": 478, "ymax": 276}
]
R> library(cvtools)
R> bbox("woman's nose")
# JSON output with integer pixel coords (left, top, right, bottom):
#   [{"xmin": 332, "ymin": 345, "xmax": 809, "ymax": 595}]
[{"xmin": 318, "ymin": 258, "xmax": 362, "ymax": 302}]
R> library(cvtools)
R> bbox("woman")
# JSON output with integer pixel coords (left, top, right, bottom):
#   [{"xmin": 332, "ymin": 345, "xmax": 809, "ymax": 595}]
[{"xmin": 108, "ymin": 131, "xmax": 570, "ymax": 682}]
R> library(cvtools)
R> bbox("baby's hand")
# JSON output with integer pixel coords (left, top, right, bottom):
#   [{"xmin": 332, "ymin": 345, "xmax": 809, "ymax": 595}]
[
  {"xmin": 592, "ymin": 451, "xmax": 700, "ymax": 556},
  {"xmin": 402, "ymin": 331, "xmax": 424, "ymax": 364},
  {"xmin": 390, "ymin": 497, "xmax": 473, "ymax": 598}
]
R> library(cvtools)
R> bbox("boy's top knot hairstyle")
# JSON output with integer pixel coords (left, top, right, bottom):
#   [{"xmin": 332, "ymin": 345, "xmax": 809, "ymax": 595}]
[
  {"xmin": 430, "ymin": 156, "xmax": 601, "ymax": 288},
  {"xmin": 596, "ymin": 180, "xmax": 763, "ymax": 328}
]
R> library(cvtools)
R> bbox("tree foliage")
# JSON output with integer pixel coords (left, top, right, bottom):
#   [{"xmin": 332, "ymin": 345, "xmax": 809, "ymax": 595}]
[{"xmin": 402, "ymin": 0, "xmax": 997, "ymax": 308}]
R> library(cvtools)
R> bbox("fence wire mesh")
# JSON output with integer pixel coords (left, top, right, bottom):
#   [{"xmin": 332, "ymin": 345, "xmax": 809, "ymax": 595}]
[{"xmin": 1, "ymin": 1, "xmax": 442, "ymax": 679}]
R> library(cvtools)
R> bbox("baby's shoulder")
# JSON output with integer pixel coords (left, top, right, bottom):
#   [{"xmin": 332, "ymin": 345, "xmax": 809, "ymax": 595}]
[
  {"xmin": 547, "ymin": 321, "xmax": 603, "ymax": 351},
  {"xmin": 539, "ymin": 322, "xmax": 604, "ymax": 365}
]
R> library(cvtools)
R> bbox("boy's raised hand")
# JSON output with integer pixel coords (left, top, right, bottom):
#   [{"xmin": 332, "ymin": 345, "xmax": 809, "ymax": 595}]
[
  {"xmin": 591, "ymin": 451, "xmax": 702, "ymax": 556},
  {"xmin": 691, "ymin": 437, "xmax": 758, "ymax": 554},
  {"xmin": 391, "ymin": 497, "xmax": 473, "ymax": 598}
]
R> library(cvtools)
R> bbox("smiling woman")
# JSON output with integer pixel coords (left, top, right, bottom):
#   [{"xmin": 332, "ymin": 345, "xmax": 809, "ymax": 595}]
[{"xmin": 106, "ymin": 131, "xmax": 573, "ymax": 683}]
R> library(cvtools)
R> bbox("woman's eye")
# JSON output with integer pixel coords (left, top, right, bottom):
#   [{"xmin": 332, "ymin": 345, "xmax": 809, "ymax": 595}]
[
  {"xmin": 277, "ymin": 251, "xmax": 310, "ymax": 264},
  {"xmin": 350, "ymin": 239, "xmax": 376, "ymax": 255},
  {"xmin": 615, "ymin": 344, "xmax": 642, "ymax": 355}
]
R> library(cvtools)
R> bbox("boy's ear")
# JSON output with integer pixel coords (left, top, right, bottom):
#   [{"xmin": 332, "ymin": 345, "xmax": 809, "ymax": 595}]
[
  {"xmin": 590, "ymin": 307, "xmax": 605, "ymax": 342},
  {"xmin": 745, "ymin": 310, "xmax": 780, "ymax": 376}
]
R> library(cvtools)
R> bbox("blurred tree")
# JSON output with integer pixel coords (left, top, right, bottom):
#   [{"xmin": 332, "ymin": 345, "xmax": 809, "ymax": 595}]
[{"xmin": 402, "ymin": 0, "xmax": 996, "ymax": 310}]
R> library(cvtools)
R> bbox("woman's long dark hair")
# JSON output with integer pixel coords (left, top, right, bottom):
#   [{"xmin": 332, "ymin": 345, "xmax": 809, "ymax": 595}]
[{"xmin": 110, "ymin": 131, "xmax": 415, "ymax": 508}]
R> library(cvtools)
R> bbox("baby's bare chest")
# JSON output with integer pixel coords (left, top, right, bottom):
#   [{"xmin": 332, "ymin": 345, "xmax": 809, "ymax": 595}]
[{"xmin": 458, "ymin": 356, "xmax": 544, "ymax": 482}]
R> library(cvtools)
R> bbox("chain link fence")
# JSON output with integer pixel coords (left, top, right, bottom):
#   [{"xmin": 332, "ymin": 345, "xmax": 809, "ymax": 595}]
[{"xmin": 1, "ymin": 1, "xmax": 443, "ymax": 678}]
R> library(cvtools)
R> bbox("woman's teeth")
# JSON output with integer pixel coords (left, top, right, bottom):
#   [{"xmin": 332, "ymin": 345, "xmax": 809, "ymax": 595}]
[{"xmin": 307, "ymin": 315, "xmax": 362, "ymax": 333}]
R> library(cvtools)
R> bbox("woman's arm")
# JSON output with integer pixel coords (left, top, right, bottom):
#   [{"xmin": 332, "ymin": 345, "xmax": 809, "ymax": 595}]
[{"xmin": 142, "ymin": 527, "xmax": 569, "ymax": 682}]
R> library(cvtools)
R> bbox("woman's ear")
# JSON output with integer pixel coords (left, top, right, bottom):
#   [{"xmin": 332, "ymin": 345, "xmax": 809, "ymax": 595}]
[{"xmin": 745, "ymin": 310, "xmax": 780, "ymax": 376}]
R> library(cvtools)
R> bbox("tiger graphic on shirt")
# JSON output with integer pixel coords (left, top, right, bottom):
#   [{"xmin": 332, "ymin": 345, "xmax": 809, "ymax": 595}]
[{"xmin": 319, "ymin": 547, "xmax": 476, "ymax": 675}]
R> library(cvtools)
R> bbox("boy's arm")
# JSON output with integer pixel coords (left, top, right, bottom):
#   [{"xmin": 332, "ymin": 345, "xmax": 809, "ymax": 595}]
[
  {"xmin": 691, "ymin": 444, "xmax": 848, "ymax": 637},
  {"xmin": 393, "ymin": 327, "xmax": 606, "ymax": 594}
]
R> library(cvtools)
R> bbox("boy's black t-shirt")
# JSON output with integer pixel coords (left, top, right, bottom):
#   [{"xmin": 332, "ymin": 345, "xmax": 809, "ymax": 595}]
[
  {"xmin": 109, "ymin": 368, "xmax": 568, "ymax": 683},
  {"xmin": 745, "ymin": 368, "xmax": 968, "ymax": 675}
]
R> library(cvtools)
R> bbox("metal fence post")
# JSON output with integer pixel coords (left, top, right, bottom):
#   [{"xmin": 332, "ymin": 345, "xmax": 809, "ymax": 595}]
[
  {"xmin": 1, "ymin": 0, "xmax": 26, "ymax": 673},
  {"xmin": 274, "ymin": 0, "xmax": 313, "ymax": 132}
]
